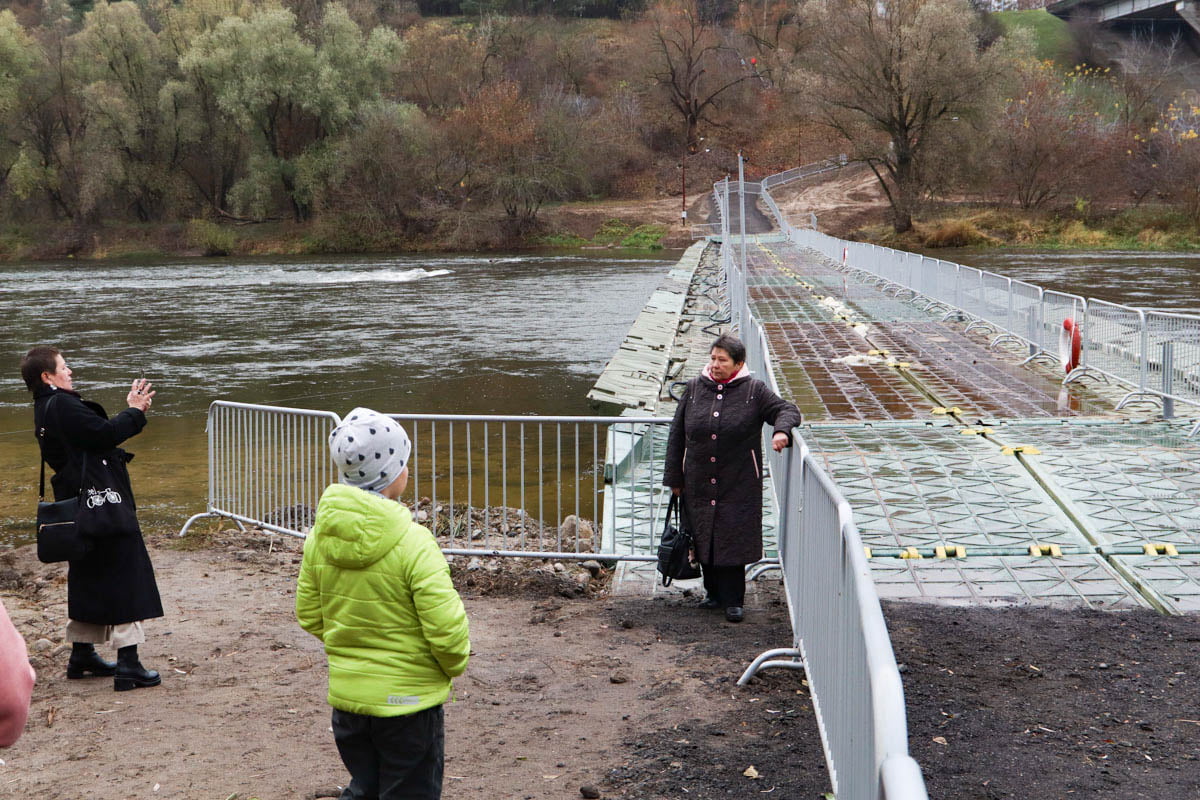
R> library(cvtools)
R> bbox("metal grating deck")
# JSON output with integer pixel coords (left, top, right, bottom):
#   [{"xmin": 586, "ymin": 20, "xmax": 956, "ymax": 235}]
[
  {"xmin": 759, "ymin": 237, "xmax": 1200, "ymax": 613},
  {"xmin": 805, "ymin": 422, "xmax": 1091, "ymax": 553}
]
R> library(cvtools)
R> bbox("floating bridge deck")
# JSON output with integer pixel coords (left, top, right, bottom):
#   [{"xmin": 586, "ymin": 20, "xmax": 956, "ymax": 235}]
[
  {"xmin": 745, "ymin": 236, "xmax": 1200, "ymax": 614},
  {"xmin": 594, "ymin": 234, "xmax": 1200, "ymax": 613}
]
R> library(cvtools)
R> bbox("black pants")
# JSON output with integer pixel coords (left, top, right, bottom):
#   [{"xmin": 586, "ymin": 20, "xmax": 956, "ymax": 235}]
[
  {"xmin": 332, "ymin": 705, "xmax": 445, "ymax": 800},
  {"xmin": 702, "ymin": 564, "xmax": 745, "ymax": 607}
]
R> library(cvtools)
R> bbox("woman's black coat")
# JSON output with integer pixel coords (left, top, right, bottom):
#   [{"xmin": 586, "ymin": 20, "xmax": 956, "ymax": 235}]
[
  {"xmin": 34, "ymin": 385, "xmax": 163, "ymax": 626},
  {"xmin": 663, "ymin": 372, "xmax": 801, "ymax": 566}
]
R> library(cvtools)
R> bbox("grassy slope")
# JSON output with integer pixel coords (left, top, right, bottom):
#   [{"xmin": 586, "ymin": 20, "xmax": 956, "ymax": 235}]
[{"xmin": 993, "ymin": 8, "xmax": 1073, "ymax": 64}]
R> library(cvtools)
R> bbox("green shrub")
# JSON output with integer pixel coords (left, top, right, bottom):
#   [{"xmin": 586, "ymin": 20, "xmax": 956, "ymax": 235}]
[
  {"xmin": 301, "ymin": 214, "xmax": 406, "ymax": 254},
  {"xmin": 534, "ymin": 231, "xmax": 589, "ymax": 248},
  {"xmin": 187, "ymin": 219, "xmax": 237, "ymax": 256},
  {"xmin": 618, "ymin": 223, "xmax": 667, "ymax": 249},
  {"xmin": 592, "ymin": 218, "xmax": 632, "ymax": 244}
]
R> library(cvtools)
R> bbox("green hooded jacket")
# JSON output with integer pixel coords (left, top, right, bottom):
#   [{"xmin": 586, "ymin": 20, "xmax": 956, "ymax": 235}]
[{"xmin": 296, "ymin": 483, "xmax": 470, "ymax": 717}]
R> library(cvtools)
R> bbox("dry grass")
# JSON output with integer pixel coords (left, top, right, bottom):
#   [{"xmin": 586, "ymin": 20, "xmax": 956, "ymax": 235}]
[{"xmin": 920, "ymin": 219, "xmax": 996, "ymax": 248}]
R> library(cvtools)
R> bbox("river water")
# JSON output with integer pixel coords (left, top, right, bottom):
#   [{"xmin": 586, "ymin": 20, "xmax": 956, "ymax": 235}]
[
  {"xmin": 7, "ymin": 246, "xmax": 1200, "ymax": 548},
  {"xmin": 0, "ymin": 251, "xmax": 677, "ymax": 546}
]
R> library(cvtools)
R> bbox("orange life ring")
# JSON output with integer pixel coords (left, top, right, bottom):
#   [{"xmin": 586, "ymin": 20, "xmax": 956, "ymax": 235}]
[{"xmin": 1058, "ymin": 318, "xmax": 1082, "ymax": 374}]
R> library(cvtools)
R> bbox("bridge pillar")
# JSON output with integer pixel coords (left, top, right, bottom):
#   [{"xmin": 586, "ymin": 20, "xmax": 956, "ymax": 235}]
[{"xmin": 1177, "ymin": 0, "xmax": 1200, "ymax": 33}]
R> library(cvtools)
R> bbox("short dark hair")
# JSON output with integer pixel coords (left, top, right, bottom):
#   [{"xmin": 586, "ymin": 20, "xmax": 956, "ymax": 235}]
[
  {"xmin": 20, "ymin": 346, "xmax": 60, "ymax": 393},
  {"xmin": 710, "ymin": 334, "xmax": 746, "ymax": 365}
]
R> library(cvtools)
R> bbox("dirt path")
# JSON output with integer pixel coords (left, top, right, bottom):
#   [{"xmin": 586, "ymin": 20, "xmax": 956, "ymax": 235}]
[
  {"xmin": 4, "ymin": 528, "xmax": 1200, "ymax": 799},
  {"xmin": 772, "ymin": 166, "xmax": 889, "ymax": 235},
  {"xmin": 0, "ymin": 530, "xmax": 818, "ymax": 800}
]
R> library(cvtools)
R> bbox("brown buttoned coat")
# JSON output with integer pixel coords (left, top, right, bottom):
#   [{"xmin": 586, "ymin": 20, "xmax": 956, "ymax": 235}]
[{"xmin": 663, "ymin": 372, "xmax": 801, "ymax": 566}]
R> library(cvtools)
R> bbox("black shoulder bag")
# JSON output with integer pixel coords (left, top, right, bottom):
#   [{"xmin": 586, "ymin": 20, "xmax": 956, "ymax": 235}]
[
  {"xmin": 36, "ymin": 442, "xmax": 91, "ymax": 564},
  {"xmin": 657, "ymin": 494, "xmax": 701, "ymax": 586}
]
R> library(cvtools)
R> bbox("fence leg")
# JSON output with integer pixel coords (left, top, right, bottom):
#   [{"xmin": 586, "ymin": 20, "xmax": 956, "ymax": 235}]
[
  {"xmin": 746, "ymin": 559, "xmax": 782, "ymax": 582},
  {"xmin": 178, "ymin": 511, "xmax": 235, "ymax": 537},
  {"xmin": 738, "ymin": 647, "xmax": 805, "ymax": 686},
  {"xmin": 1162, "ymin": 342, "xmax": 1175, "ymax": 420}
]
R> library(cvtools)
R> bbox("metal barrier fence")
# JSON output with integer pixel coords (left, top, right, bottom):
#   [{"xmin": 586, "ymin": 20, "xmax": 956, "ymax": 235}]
[
  {"xmin": 182, "ymin": 402, "xmax": 674, "ymax": 562},
  {"xmin": 193, "ymin": 401, "xmax": 342, "ymax": 536},
  {"xmin": 721, "ymin": 171, "xmax": 929, "ymax": 799},
  {"xmin": 760, "ymin": 156, "xmax": 847, "ymax": 190},
  {"xmin": 779, "ymin": 225, "xmax": 1200, "ymax": 415}
]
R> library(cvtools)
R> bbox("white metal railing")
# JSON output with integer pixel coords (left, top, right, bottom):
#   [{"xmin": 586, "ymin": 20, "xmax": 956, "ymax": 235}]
[
  {"xmin": 182, "ymin": 401, "xmax": 674, "ymax": 561},
  {"xmin": 781, "ymin": 226, "xmax": 1200, "ymax": 417},
  {"xmin": 720, "ymin": 169, "xmax": 929, "ymax": 800},
  {"xmin": 760, "ymin": 156, "xmax": 848, "ymax": 190}
]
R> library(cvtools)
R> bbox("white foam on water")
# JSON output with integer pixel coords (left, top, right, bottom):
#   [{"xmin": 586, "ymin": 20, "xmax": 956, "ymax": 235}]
[{"xmin": 0, "ymin": 265, "xmax": 452, "ymax": 293}]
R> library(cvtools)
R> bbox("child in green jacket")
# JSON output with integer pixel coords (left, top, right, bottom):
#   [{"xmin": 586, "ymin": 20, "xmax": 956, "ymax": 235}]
[{"xmin": 297, "ymin": 407, "xmax": 470, "ymax": 800}]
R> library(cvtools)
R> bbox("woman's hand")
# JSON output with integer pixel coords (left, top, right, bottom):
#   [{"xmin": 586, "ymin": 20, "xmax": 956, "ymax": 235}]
[
  {"xmin": 771, "ymin": 432, "xmax": 789, "ymax": 452},
  {"xmin": 126, "ymin": 378, "xmax": 155, "ymax": 413},
  {"xmin": 671, "ymin": 487, "xmax": 682, "ymax": 496}
]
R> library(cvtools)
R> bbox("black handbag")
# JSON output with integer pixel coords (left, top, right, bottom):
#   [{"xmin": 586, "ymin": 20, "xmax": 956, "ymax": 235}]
[
  {"xmin": 36, "ymin": 452, "xmax": 90, "ymax": 564},
  {"xmin": 657, "ymin": 494, "xmax": 701, "ymax": 586}
]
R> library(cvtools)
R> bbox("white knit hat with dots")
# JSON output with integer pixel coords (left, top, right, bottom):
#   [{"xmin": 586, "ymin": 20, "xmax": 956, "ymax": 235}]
[{"xmin": 328, "ymin": 407, "xmax": 411, "ymax": 493}]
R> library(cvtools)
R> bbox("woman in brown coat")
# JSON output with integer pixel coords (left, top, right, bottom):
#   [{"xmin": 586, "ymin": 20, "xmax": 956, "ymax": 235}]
[{"xmin": 663, "ymin": 334, "xmax": 801, "ymax": 622}]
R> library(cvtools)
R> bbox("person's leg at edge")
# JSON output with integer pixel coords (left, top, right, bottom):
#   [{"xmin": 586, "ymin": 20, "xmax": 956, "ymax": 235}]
[
  {"xmin": 333, "ymin": 709, "xmax": 382, "ymax": 800},
  {"xmin": 112, "ymin": 622, "xmax": 160, "ymax": 691},
  {"xmin": 377, "ymin": 705, "xmax": 444, "ymax": 800},
  {"xmin": 712, "ymin": 566, "xmax": 745, "ymax": 621},
  {"xmin": 699, "ymin": 564, "xmax": 722, "ymax": 609},
  {"xmin": 65, "ymin": 620, "xmax": 115, "ymax": 678}
]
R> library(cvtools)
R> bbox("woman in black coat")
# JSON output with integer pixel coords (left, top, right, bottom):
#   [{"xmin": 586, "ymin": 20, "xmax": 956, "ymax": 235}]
[
  {"xmin": 22, "ymin": 346, "xmax": 163, "ymax": 691},
  {"xmin": 663, "ymin": 334, "xmax": 801, "ymax": 622}
]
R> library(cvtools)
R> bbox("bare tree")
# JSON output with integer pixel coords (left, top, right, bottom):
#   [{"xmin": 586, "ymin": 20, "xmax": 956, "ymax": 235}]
[
  {"xmin": 646, "ymin": 0, "xmax": 755, "ymax": 152},
  {"xmin": 802, "ymin": 0, "xmax": 1010, "ymax": 232},
  {"xmin": 1110, "ymin": 29, "xmax": 1187, "ymax": 130}
]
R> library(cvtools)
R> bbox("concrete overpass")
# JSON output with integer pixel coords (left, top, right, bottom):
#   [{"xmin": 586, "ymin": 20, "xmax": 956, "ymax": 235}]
[{"xmin": 1048, "ymin": 0, "xmax": 1200, "ymax": 36}]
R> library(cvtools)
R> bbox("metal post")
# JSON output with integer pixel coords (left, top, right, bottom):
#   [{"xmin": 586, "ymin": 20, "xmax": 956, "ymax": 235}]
[
  {"xmin": 681, "ymin": 158, "xmax": 687, "ymax": 227},
  {"xmin": 738, "ymin": 151, "xmax": 747, "ymax": 275},
  {"xmin": 1163, "ymin": 341, "xmax": 1175, "ymax": 420}
]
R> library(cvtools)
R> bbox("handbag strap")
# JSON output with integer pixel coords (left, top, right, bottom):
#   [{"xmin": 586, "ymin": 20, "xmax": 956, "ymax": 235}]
[
  {"xmin": 665, "ymin": 493, "xmax": 679, "ymax": 529},
  {"xmin": 677, "ymin": 492, "xmax": 692, "ymax": 534},
  {"xmin": 36, "ymin": 393, "xmax": 86, "ymax": 502}
]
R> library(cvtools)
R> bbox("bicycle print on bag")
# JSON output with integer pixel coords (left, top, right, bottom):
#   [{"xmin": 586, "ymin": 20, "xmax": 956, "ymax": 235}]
[{"xmin": 85, "ymin": 487, "xmax": 123, "ymax": 509}]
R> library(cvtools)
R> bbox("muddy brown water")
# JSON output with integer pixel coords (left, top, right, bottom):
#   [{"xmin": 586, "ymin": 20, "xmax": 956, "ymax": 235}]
[{"xmin": 0, "ymin": 251, "xmax": 678, "ymax": 547}]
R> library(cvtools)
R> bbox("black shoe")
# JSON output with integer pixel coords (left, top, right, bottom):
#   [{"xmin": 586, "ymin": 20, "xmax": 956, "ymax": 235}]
[
  {"xmin": 698, "ymin": 597, "xmax": 722, "ymax": 610},
  {"xmin": 66, "ymin": 650, "xmax": 117, "ymax": 679},
  {"xmin": 725, "ymin": 607, "xmax": 744, "ymax": 623},
  {"xmin": 114, "ymin": 662, "xmax": 161, "ymax": 692}
]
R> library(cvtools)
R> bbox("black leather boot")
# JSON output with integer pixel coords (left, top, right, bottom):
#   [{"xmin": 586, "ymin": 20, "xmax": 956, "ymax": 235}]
[
  {"xmin": 66, "ymin": 643, "xmax": 117, "ymax": 679},
  {"xmin": 114, "ymin": 645, "xmax": 161, "ymax": 692}
]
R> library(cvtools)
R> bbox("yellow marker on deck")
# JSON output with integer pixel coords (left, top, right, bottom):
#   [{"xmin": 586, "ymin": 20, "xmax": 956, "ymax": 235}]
[
  {"xmin": 931, "ymin": 407, "xmax": 963, "ymax": 416},
  {"xmin": 1002, "ymin": 445, "xmax": 1043, "ymax": 456},
  {"xmin": 959, "ymin": 427, "xmax": 995, "ymax": 436},
  {"xmin": 1028, "ymin": 544, "xmax": 1063, "ymax": 557},
  {"xmin": 935, "ymin": 545, "xmax": 966, "ymax": 558},
  {"xmin": 900, "ymin": 546, "xmax": 922, "ymax": 559},
  {"xmin": 1143, "ymin": 542, "xmax": 1180, "ymax": 556}
]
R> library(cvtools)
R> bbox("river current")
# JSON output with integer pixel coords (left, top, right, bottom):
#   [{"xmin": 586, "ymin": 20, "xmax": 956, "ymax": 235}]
[
  {"xmin": 5, "ymin": 246, "xmax": 1200, "ymax": 547},
  {"xmin": 0, "ymin": 251, "xmax": 676, "ymax": 544}
]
